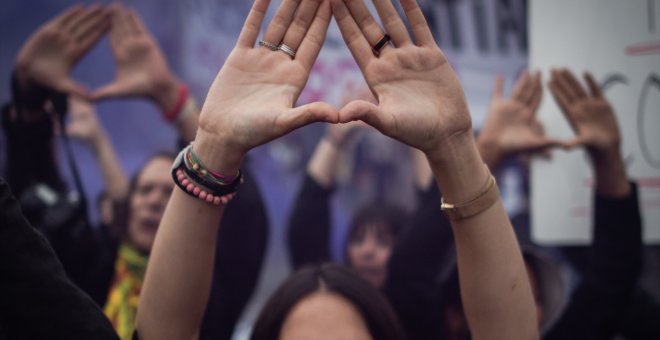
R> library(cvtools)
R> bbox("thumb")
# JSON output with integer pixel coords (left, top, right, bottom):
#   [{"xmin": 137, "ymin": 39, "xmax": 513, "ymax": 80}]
[
  {"xmin": 59, "ymin": 79, "xmax": 89, "ymax": 99},
  {"xmin": 339, "ymin": 100, "xmax": 385, "ymax": 131},
  {"xmin": 279, "ymin": 101, "xmax": 339, "ymax": 132},
  {"xmin": 531, "ymin": 137, "xmax": 564, "ymax": 151},
  {"xmin": 90, "ymin": 82, "xmax": 128, "ymax": 101},
  {"xmin": 562, "ymin": 136, "xmax": 587, "ymax": 150}
]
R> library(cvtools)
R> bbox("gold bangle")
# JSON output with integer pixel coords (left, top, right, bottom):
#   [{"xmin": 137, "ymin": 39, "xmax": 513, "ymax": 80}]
[{"xmin": 440, "ymin": 166, "xmax": 500, "ymax": 221}]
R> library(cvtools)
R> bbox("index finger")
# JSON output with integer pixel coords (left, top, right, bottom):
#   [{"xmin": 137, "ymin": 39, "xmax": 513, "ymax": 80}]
[
  {"xmin": 53, "ymin": 5, "xmax": 85, "ymax": 28},
  {"xmin": 491, "ymin": 74, "xmax": 504, "ymax": 101},
  {"xmin": 128, "ymin": 10, "xmax": 148, "ymax": 36},
  {"xmin": 510, "ymin": 70, "xmax": 530, "ymax": 102},
  {"xmin": 560, "ymin": 69, "xmax": 588, "ymax": 99},
  {"xmin": 296, "ymin": 0, "xmax": 332, "ymax": 72},
  {"xmin": 237, "ymin": 0, "xmax": 271, "ymax": 48},
  {"xmin": 333, "ymin": 0, "xmax": 375, "ymax": 70},
  {"xmin": 519, "ymin": 71, "xmax": 540, "ymax": 106},
  {"xmin": 583, "ymin": 72, "xmax": 603, "ymax": 98},
  {"xmin": 528, "ymin": 72, "xmax": 543, "ymax": 113}
]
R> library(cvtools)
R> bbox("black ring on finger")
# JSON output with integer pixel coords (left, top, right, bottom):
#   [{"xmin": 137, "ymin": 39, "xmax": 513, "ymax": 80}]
[{"xmin": 372, "ymin": 34, "xmax": 391, "ymax": 56}]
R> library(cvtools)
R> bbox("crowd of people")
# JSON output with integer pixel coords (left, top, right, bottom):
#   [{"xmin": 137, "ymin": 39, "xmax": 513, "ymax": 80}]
[{"xmin": 0, "ymin": 1, "xmax": 657, "ymax": 339}]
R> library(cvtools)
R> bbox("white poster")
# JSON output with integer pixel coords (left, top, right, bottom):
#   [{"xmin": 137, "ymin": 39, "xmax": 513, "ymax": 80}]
[{"xmin": 530, "ymin": 0, "xmax": 660, "ymax": 244}]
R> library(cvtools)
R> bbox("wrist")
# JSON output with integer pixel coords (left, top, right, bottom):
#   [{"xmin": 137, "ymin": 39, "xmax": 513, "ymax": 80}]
[
  {"xmin": 89, "ymin": 131, "xmax": 109, "ymax": 153},
  {"xmin": 11, "ymin": 66, "xmax": 48, "ymax": 111},
  {"xmin": 14, "ymin": 60, "xmax": 33, "ymax": 90},
  {"xmin": 591, "ymin": 148, "xmax": 630, "ymax": 198},
  {"xmin": 426, "ymin": 130, "xmax": 492, "ymax": 203},
  {"xmin": 589, "ymin": 145, "xmax": 621, "ymax": 166},
  {"xmin": 153, "ymin": 75, "xmax": 181, "ymax": 113},
  {"xmin": 308, "ymin": 138, "xmax": 341, "ymax": 188},
  {"xmin": 192, "ymin": 129, "xmax": 244, "ymax": 176}
]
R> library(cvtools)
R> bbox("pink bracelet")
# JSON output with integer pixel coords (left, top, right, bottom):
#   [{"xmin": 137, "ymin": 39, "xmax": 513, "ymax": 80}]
[{"xmin": 175, "ymin": 168, "xmax": 237, "ymax": 205}]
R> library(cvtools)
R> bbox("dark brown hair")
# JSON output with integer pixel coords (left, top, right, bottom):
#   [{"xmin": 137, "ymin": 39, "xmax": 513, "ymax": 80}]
[
  {"xmin": 251, "ymin": 263, "xmax": 407, "ymax": 340},
  {"xmin": 344, "ymin": 201, "xmax": 407, "ymax": 264},
  {"xmin": 110, "ymin": 151, "xmax": 176, "ymax": 241}
]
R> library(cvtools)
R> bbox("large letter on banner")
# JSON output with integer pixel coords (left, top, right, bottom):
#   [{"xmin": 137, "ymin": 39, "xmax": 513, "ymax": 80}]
[{"xmin": 530, "ymin": 0, "xmax": 660, "ymax": 245}]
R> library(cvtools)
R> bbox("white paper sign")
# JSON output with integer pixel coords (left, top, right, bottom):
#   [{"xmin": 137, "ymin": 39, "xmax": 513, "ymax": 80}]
[{"xmin": 530, "ymin": 0, "xmax": 660, "ymax": 245}]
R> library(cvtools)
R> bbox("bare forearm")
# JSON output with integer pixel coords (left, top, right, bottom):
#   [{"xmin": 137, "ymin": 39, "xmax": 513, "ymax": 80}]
[
  {"xmin": 137, "ymin": 190, "xmax": 222, "ymax": 340},
  {"xmin": 153, "ymin": 77, "xmax": 200, "ymax": 144},
  {"xmin": 91, "ymin": 134, "xmax": 128, "ymax": 200},
  {"xmin": 307, "ymin": 138, "xmax": 341, "ymax": 188},
  {"xmin": 137, "ymin": 133, "xmax": 236, "ymax": 340},
  {"xmin": 427, "ymin": 132, "xmax": 538, "ymax": 339}
]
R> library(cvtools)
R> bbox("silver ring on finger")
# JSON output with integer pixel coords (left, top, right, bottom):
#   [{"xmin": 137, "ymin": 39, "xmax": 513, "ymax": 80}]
[
  {"xmin": 278, "ymin": 43, "xmax": 296, "ymax": 58},
  {"xmin": 259, "ymin": 40, "xmax": 279, "ymax": 51}
]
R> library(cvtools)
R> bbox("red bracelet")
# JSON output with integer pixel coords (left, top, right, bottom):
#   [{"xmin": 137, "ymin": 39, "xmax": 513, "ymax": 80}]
[{"xmin": 164, "ymin": 85, "xmax": 189, "ymax": 122}]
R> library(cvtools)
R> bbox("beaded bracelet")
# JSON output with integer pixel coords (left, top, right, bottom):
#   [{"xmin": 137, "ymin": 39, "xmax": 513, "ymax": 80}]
[
  {"xmin": 185, "ymin": 143, "xmax": 240, "ymax": 185},
  {"xmin": 171, "ymin": 144, "xmax": 243, "ymax": 205}
]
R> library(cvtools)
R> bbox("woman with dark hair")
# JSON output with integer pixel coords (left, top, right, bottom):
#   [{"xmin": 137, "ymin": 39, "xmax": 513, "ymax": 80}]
[
  {"xmin": 137, "ymin": 1, "xmax": 537, "ymax": 340},
  {"xmin": 288, "ymin": 148, "xmax": 408, "ymax": 289},
  {"xmin": 252, "ymin": 263, "xmax": 407, "ymax": 340},
  {"xmin": 287, "ymin": 90, "xmax": 411, "ymax": 289}
]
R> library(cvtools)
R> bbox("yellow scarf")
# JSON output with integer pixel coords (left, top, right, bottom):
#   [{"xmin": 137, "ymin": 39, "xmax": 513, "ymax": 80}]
[{"xmin": 104, "ymin": 242, "xmax": 148, "ymax": 340}]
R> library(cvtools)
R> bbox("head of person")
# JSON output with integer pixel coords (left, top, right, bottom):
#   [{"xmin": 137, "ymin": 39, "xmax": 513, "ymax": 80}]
[
  {"xmin": 344, "ymin": 202, "xmax": 407, "ymax": 289},
  {"xmin": 113, "ymin": 152, "xmax": 175, "ymax": 253},
  {"xmin": 251, "ymin": 263, "xmax": 407, "ymax": 340}
]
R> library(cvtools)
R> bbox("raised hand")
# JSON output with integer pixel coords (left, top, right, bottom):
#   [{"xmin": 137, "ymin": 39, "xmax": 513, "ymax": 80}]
[
  {"xmin": 15, "ymin": 5, "xmax": 110, "ymax": 99},
  {"xmin": 332, "ymin": 0, "xmax": 471, "ymax": 155},
  {"xmin": 194, "ymin": 0, "xmax": 337, "ymax": 175},
  {"xmin": 548, "ymin": 69, "xmax": 621, "ymax": 156},
  {"xmin": 333, "ymin": 2, "xmax": 538, "ymax": 339},
  {"xmin": 67, "ymin": 97, "xmax": 129, "ymax": 200},
  {"xmin": 91, "ymin": 6, "xmax": 180, "ymax": 112},
  {"xmin": 137, "ymin": 2, "xmax": 336, "ymax": 338},
  {"xmin": 549, "ymin": 69, "xmax": 629, "ymax": 196},
  {"xmin": 67, "ymin": 96, "xmax": 105, "ymax": 147},
  {"xmin": 477, "ymin": 72, "xmax": 561, "ymax": 169}
]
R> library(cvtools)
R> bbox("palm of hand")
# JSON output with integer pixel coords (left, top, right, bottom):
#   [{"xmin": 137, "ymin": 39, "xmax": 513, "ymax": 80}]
[
  {"xmin": 566, "ymin": 99, "xmax": 620, "ymax": 151},
  {"xmin": 111, "ymin": 36, "xmax": 171, "ymax": 96},
  {"xmin": 485, "ymin": 100, "xmax": 546, "ymax": 154},
  {"xmin": 67, "ymin": 99, "xmax": 100, "ymax": 142},
  {"xmin": 67, "ymin": 112, "xmax": 99, "ymax": 141},
  {"xmin": 16, "ymin": 25, "xmax": 78, "ymax": 92},
  {"xmin": 199, "ymin": 48, "xmax": 320, "ymax": 153},
  {"xmin": 359, "ymin": 47, "xmax": 470, "ymax": 152}
]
